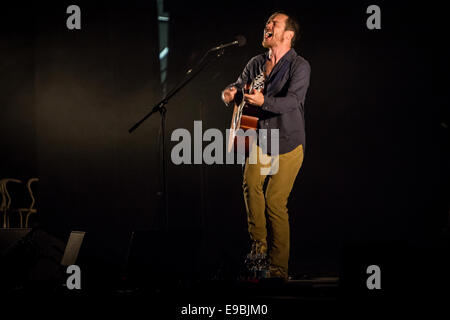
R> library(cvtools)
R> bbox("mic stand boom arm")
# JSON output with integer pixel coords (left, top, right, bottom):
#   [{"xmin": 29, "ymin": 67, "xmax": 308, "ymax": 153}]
[
  {"xmin": 128, "ymin": 47, "xmax": 226, "ymax": 230},
  {"xmin": 129, "ymin": 47, "xmax": 223, "ymax": 133}
]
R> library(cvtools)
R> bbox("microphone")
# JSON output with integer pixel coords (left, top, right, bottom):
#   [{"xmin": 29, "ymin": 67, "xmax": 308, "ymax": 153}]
[{"xmin": 210, "ymin": 35, "xmax": 247, "ymax": 51}]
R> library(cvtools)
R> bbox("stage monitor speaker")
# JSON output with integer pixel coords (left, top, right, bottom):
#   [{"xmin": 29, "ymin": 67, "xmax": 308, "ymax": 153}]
[{"xmin": 0, "ymin": 228, "xmax": 86, "ymax": 291}]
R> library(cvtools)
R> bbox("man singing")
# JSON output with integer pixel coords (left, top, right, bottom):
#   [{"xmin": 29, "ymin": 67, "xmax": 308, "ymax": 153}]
[{"xmin": 221, "ymin": 12, "xmax": 311, "ymax": 280}]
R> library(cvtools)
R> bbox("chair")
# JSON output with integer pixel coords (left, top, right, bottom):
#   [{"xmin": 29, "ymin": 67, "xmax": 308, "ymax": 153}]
[
  {"xmin": 0, "ymin": 178, "xmax": 22, "ymax": 228},
  {"xmin": 15, "ymin": 178, "xmax": 39, "ymax": 228}
]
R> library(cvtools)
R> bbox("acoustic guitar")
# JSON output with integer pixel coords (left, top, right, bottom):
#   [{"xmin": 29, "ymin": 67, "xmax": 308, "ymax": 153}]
[{"xmin": 227, "ymin": 73, "xmax": 265, "ymax": 153}]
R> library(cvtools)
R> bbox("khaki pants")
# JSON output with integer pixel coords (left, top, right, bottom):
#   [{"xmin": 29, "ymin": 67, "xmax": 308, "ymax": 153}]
[{"xmin": 243, "ymin": 143, "xmax": 304, "ymax": 278}]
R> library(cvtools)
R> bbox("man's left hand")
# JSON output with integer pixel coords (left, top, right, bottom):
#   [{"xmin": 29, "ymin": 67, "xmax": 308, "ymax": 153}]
[{"xmin": 244, "ymin": 89, "xmax": 264, "ymax": 107}]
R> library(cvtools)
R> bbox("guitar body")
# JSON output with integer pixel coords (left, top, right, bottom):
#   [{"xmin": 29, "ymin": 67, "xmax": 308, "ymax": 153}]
[{"xmin": 228, "ymin": 78, "xmax": 264, "ymax": 154}]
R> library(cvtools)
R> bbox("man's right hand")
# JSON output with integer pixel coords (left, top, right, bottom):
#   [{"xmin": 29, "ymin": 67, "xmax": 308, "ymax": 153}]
[{"xmin": 221, "ymin": 86, "xmax": 237, "ymax": 105}]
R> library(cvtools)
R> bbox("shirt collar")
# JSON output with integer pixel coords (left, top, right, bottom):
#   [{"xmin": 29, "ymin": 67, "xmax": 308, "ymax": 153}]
[{"xmin": 265, "ymin": 48, "xmax": 297, "ymax": 63}]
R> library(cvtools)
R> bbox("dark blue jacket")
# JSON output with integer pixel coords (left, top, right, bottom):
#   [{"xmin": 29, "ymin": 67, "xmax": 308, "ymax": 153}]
[{"xmin": 228, "ymin": 48, "xmax": 311, "ymax": 154}]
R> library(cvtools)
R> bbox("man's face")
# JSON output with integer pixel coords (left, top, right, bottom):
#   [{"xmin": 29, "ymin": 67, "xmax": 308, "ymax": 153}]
[{"xmin": 262, "ymin": 13, "xmax": 289, "ymax": 48}]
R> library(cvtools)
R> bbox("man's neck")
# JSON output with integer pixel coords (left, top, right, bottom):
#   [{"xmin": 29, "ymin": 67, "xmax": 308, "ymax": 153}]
[{"xmin": 268, "ymin": 46, "xmax": 291, "ymax": 65}]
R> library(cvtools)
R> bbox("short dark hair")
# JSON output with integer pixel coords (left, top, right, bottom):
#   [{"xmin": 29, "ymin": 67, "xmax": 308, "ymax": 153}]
[{"xmin": 269, "ymin": 11, "xmax": 300, "ymax": 47}]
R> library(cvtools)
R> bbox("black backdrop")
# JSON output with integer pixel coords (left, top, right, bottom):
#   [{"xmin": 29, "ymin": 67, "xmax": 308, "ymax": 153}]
[{"xmin": 1, "ymin": 0, "xmax": 448, "ymax": 284}]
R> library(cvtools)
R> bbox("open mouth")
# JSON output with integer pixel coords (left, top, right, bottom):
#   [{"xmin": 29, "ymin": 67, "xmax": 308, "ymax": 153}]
[{"xmin": 264, "ymin": 31, "xmax": 273, "ymax": 39}]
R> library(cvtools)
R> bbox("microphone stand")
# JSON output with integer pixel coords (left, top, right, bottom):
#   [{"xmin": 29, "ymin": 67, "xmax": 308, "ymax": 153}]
[{"xmin": 128, "ymin": 47, "xmax": 226, "ymax": 231}]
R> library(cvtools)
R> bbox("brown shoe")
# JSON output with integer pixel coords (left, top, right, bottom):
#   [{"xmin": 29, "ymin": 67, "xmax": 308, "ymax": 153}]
[{"xmin": 268, "ymin": 266, "xmax": 288, "ymax": 280}]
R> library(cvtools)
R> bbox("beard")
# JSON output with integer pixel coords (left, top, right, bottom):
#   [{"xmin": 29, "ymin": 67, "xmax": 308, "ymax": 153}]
[{"xmin": 262, "ymin": 37, "xmax": 273, "ymax": 48}]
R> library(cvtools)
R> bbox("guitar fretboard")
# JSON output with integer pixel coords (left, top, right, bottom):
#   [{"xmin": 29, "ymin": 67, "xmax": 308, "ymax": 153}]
[{"xmin": 251, "ymin": 72, "xmax": 265, "ymax": 91}]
